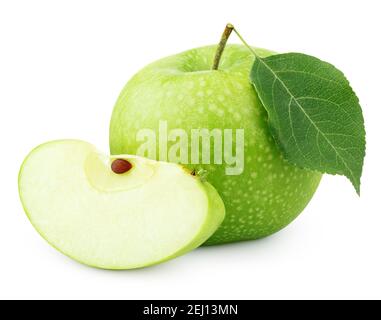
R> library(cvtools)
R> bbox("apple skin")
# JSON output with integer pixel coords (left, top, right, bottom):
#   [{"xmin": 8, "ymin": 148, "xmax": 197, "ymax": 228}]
[{"xmin": 110, "ymin": 44, "xmax": 322, "ymax": 245}]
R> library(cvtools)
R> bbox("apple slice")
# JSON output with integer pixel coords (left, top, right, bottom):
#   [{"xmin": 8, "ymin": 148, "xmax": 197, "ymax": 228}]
[{"xmin": 18, "ymin": 140, "xmax": 225, "ymax": 269}]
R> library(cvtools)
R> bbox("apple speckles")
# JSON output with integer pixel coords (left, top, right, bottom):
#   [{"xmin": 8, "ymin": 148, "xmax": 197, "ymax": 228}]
[
  {"xmin": 224, "ymin": 89, "xmax": 232, "ymax": 96},
  {"xmin": 186, "ymin": 81, "xmax": 195, "ymax": 90},
  {"xmin": 222, "ymin": 180, "xmax": 231, "ymax": 187},
  {"xmin": 217, "ymin": 109, "xmax": 225, "ymax": 117},
  {"xmin": 217, "ymin": 95, "xmax": 225, "ymax": 102},
  {"xmin": 227, "ymin": 107, "xmax": 235, "ymax": 114},
  {"xmin": 188, "ymin": 98, "xmax": 196, "ymax": 106},
  {"xmin": 233, "ymin": 114, "xmax": 242, "ymax": 121},
  {"xmin": 238, "ymin": 217, "xmax": 246, "ymax": 224},
  {"xmin": 232, "ymin": 198, "xmax": 241, "ymax": 205},
  {"xmin": 196, "ymin": 91, "xmax": 204, "ymax": 97},
  {"xmin": 208, "ymin": 104, "xmax": 218, "ymax": 112},
  {"xmin": 230, "ymin": 180, "xmax": 238, "ymax": 186}
]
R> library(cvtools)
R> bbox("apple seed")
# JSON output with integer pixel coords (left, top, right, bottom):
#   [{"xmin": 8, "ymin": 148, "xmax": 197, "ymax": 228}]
[{"xmin": 111, "ymin": 159, "xmax": 132, "ymax": 174}]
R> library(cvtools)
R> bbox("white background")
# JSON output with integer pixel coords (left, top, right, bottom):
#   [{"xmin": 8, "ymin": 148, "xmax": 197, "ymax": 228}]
[{"xmin": 0, "ymin": 0, "xmax": 380, "ymax": 300}]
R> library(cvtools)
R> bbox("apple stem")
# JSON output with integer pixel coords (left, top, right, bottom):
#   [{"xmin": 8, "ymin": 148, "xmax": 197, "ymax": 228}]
[
  {"xmin": 212, "ymin": 24, "xmax": 259, "ymax": 70},
  {"xmin": 212, "ymin": 23, "xmax": 234, "ymax": 70}
]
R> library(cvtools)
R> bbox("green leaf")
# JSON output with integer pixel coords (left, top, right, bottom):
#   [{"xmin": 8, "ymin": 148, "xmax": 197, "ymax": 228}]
[{"xmin": 250, "ymin": 53, "xmax": 366, "ymax": 194}]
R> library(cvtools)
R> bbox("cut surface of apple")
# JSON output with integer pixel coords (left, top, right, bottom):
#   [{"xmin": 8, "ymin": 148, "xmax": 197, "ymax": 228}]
[{"xmin": 18, "ymin": 140, "xmax": 225, "ymax": 269}]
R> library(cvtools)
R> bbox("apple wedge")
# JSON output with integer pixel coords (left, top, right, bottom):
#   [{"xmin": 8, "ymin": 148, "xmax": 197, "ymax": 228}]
[{"xmin": 18, "ymin": 140, "xmax": 225, "ymax": 269}]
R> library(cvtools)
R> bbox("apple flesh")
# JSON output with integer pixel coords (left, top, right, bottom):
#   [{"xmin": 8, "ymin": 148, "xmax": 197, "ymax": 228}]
[
  {"xmin": 110, "ymin": 44, "xmax": 322, "ymax": 245},
  {"xmin": 18, "ymin": 140, "xmax": 225, "ymax": 269}
]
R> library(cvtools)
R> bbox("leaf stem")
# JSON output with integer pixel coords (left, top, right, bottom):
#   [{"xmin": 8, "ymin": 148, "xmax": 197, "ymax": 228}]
[
  {"xmin": 212, "ymin": 23, "xmax": 234, "ymax": 70},
  {"xmin": 232, "ymin": 28, "xmax": 259, "ymax": 58}
]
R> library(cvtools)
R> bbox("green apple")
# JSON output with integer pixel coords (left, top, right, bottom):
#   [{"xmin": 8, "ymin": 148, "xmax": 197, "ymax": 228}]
[
  {"xmin": 110, "ymin": 44, "xmax": 322, "ymax": 245},
  {"xmin": 18, "ymin": 140, "xmax": 225, "ymax": 269}
]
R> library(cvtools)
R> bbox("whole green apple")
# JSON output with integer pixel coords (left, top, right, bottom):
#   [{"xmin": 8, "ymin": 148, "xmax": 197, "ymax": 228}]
[{"xmin": 110, "ymin": 44, "xmax": 322, "ymax": 245}]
